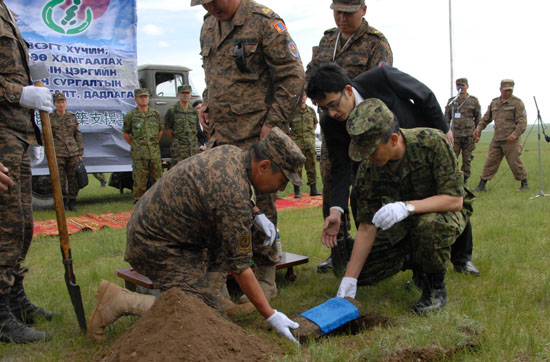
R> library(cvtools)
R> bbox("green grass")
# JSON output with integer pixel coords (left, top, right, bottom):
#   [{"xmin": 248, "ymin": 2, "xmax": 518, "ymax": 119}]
[{"xmin": 2, "ymin": 128, "xmax": 550, "ymax": 361}]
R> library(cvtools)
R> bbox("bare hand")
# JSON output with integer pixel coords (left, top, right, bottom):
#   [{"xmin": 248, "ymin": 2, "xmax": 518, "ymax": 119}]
[
  {"xmin": 321, "ymin": 210, "xmax": 342, "ymax": 248},
  {"xmin": 506, "ymin": 133, "xmax": 517, "ymax": 142},
  {"xmin": 260, "ymin": 124, "xmax": 271, "ymax": 140},
  {"xmin": 198, "ymin": 105, "xmax": 210, "ymax": 132},
  {"xmin": 445, "ymin": 130, "xmax": 454, "ymax": 146},
  {"xmin": 473, "ymin": 129, "xmax": 480, "ymax": 143},
  {"xmin": 0, "ymin": 162, "xmax": 14, "ymax": 191}
]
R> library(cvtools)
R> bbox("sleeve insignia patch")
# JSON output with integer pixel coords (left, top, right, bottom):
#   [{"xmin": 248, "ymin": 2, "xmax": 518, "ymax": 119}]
[
  {"xmin": 237, "ymin": 234, "xmax": 252, "ymax": 253},
  {"xmin": 273, "ymin": 20, "xmax": 287, "ymax": 33},
  {"xmin": 288, "ymin": 39, "xmax": 300, "ymax": 59}
]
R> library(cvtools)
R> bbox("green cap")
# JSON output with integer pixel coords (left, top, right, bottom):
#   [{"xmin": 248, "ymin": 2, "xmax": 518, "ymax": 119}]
[
  {"xmin": 52, "ymin": 93, "xmax": 66, "ymax": 101},
  {"xmin": 258, "ymin": 127, "xmax": 306, "ymax": 186},
  {"xmin": 190, "ymin": 0, "xmax": 213, "ymax": 6},
  {"xmin": 330, "ymin": 0, "xmax": 365, "ymax": 12},
  {"xmin": 178, "ymin": 85, "xmax": 192, "ymax": 93},
  {"xmin": 500, "ymin": 79, "xmax": 514, "ymax": 90},
  {"xmin": 134, "ymin": 88, "xmax": 149, "ymax": 97},
  {"xmin": 347, "ymin": 98, "xmax": 394, "ymax": 162},
  {"xmin": 456, "ymin": 78, "xmax": 468, "ymax": 86}
]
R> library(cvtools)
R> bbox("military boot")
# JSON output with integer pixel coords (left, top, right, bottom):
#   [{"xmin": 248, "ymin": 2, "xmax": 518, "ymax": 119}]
[
  {"xmin": 88, "ymin": 280, "xmax": 156, "ymax": 342},
  {"xmin": 518, "ymin": 179, "xmax": 529, "ymax": 192},
  {"xmin": 413, "ymin": 272, "xmax": 447, "ymax": 314},
  {"xmin": 0, "ymin": 296, "xmax": 46, "ymax": 344},
  {"xmin": 63, "ymin": 198, "xmax": 70, "ymax": 211},
  {"xmin": 473, "ymin": 179, "xmax": 487, "ymax": 192},
  {"xmin": 68, "ymin": 198, "xmax": 78, "ymax": 212},
  {"xmin": 293, "ymin": 185, "xmax": 301, "ymax": 198},
  {"xmin": 206, "ymin": 272, "xmax": 255, "ymax": 317},
  {"xmin": 239, "ymin": 265, "xmax": 277, "ymax": 303},
  {"xmin": 9, "ymin": 279, "xmax": 59, "ymax": 324},
  {"xmin": 309, "ymin": 183, "xmax": 320, "ymax": 196}
]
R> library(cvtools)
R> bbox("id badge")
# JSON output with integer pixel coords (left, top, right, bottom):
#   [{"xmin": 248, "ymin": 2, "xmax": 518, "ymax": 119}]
[{"xmin": 454, "ymin": 113, "xmax": 461, "ymax": 119}]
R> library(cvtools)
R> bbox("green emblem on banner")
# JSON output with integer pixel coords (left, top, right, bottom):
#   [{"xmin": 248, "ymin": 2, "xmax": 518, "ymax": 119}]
[{"xmin": 42, "ymin": 0, "xmax": 93, "ymax": 35}]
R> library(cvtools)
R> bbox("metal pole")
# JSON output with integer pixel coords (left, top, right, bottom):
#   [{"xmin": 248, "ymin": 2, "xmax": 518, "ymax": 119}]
[{"xmin": 448, "ymin": 0, "xmax": 454, "ymax": 97}]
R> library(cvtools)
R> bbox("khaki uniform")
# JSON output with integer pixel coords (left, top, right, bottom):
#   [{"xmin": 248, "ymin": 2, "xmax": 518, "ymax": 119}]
[
  {"xmin": 199, "ymin": 0, "xmax": 305, "ymax": 264},
  {"xmin": 476, "ymin": 95, "xmax": 528, "ymax": 181},
  {"xmin": 164, "ymin": 102, "xmax": 200, "ymax": 165},
  {"xmin": 0, "ymin": 2, "xmax": 42, "ymax": 296},
  {"xmin": 50, "ymin": 111, "xmax": 83, "ymax": 199},
  {"xmin": 122, "ymin": 108, "xmax": 163, "ymax": 201},
  {"xmin": 354, "ymin": 128, "xmax": 472, "ymax": 285},
  {"xmin": 290, "ymin": 105, "xmax": 317, "ymax": 185},
  {"xmin": 445, "ymin": 94, "xmax": 481, "ymax": 180}
]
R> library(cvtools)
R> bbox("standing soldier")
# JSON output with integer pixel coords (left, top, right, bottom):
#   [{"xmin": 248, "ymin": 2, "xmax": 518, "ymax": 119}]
[
  {"xmin": 50, "ymin": 93, "xmax": 84, "ymax": 211},
  {"xmin": 290, "ymin": 94, "xmax": 320, "ymax": 198},
  {"xmin": 192, "ymin": 0, "xmax": 305, "ymax": 305},
  {"xmin": 164, "ymin": 85, "xmax": 200, "ymax": 167},
  {"xmin": 122, "ymin": 88, "xmax": 164, "ymax": 203},
  {"xmin": 445, "ymin": 78, "xmax": 481, "ymax": 184},
  {"xmin": 473, "ymin": 79, "xmax": 529, "ymax": 192}
]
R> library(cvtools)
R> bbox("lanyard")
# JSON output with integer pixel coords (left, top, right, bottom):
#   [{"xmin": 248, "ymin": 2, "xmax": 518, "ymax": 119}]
[
  {"xmin": 332, "ymin": 31, "xmax": 355, "ymax": 62},
  {"xmin": 455, "ymin": 95, "xmax": 470, "ymax": 113}
]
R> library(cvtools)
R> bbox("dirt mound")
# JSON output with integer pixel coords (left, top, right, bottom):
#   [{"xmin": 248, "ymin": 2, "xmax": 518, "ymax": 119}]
[{"xmin": 95, "ymin": 288, "xmax": 282, "ymax": 362}]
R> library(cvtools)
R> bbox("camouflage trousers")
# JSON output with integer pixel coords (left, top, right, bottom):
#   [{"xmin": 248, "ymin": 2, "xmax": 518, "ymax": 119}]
[
  {"xmin": 357, "ymin": 210, "xmax": 467, "ymax": 286},
  {"xmin": 480, "ymin": 138, "xmax": 527, "ymax": 181},
  {"xmin": 295, "ymin": 140, "xmax": 317, "ymax": 185},
  {"xmin": 170, "ymin": 144, "xmax": 199, "ymax": 167},
  {"xmin": 57, "ymin": 156, "xmax": 79, "ymax": 199},
  {"xmin": 132, "ymin": 158, "xmax": 163, "ymax": 202},
  {"xmin": 453, "ymin": 136, "xmax": 476, "ymax": 180},
  {"xmin": 0, "ymin": 131, "xmax": 33, "ymax": 296}
]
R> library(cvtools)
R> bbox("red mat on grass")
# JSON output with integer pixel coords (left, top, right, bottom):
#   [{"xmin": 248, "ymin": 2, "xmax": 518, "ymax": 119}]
[{"xmin": 33, "ymin": 194, "xmax": 322, "ymax": 237}]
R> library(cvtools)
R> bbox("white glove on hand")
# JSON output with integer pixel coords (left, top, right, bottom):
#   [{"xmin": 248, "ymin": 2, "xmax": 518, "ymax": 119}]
[
  {"xmin": 253, "ymin": 213, "xmax": 276, "ymax": 246},
  {"xmin": 337, "ymin": 277, "xmax": 357, "ymax": 298},
  {"xmin": 266, "ymin": 310, "xmax": 300, "ymax": 344},
  {"xmin": 372, "ymin": 201, "xmax": 409, "ymax": 230},
  {"xmin": 19, "ymin": 86, "xmax": 53, "ymax": 112}
]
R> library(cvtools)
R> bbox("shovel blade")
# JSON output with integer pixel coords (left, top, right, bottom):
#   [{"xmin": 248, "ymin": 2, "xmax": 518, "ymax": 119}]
[{"xmin": 64, "ymin": 270, "xmax": 87, "ymax": 331}]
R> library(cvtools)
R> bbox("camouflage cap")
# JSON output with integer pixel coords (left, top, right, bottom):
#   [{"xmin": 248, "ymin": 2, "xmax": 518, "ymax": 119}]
[
  {"xmin": 347, "ymin": 98, "xmax": 394, "ymax": 162},
  {"xmin": 501, "ymin": 79, "xmax": 515, "ymax": 90},
  {"xmin": 456, "ymin": 78, "xmax": 468, "ymax": 86},
  {"xmin": 258, "ymin": 127, "xmax": 306, "ymax": 186},
  {"xmin": 330, "ymin": 0, "xmax": 365, "ymax": 12},
  {"xmin": 134, "ymin": 88, "xmax": 149, "ymax": 97},
  {"xmin": 190, "ymin": 0, "xmax": 213, "ymax": 6},
  {"xmin": 178, "ymin": 85, "xmax": 192, "ymax": 93},
  {"xmin": 52, "ymin": 93, "xmax": 66, "ymax": 101}
]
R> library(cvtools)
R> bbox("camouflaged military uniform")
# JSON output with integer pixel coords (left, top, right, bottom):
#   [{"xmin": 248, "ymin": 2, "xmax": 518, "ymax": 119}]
[
  {"xmin": 476, "ymin": 95, "xmax": 528, "ymax": 181},
  {"xmin": 122, "ymin": 108, "xmax": 164, "ymax": 201},
  {"xmin": 164, "ymin": 102, "xmax": 200, "ymax": 165},
  {"xmin": 290, "ymin": 105, "xmax": 317, "ymax": 185},
  {"xmin": 50, "ymin": 110, "xmax": 83, "ymax": 200},
  {"xmin": 445, "ymin": 94, "xmax": 481, "ymax": 181},
  {"xmin": 354, "ymin": 128, "xmax": 472, "ymax": 285},
  {"xmin": 0, "ymin": 1, "xmax": 42, "ymax": 296}
]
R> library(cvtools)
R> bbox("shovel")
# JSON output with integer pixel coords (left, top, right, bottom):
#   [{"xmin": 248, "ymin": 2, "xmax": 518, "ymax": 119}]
[{"xmin": 32, "ymin": 63, "xmax": 87, "ymax": 331}]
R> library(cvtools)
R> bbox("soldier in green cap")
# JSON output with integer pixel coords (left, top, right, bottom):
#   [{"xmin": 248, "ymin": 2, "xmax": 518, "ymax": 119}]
[
  {"xmin": 164, "ymin": 85, "xmax": 200, "ymax": 167},
  {"xmin": 122, "ymin": 88, "xmax": 164, "ymax": 202},
  {"xmin": 335, "ymin": 98, "xmax": 473, "ymax": 314}
]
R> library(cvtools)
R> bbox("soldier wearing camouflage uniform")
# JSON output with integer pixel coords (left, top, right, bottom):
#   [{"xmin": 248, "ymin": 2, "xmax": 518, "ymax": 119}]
[
  {"xmin": 122, "ymin": 88, "xmax": 164, "ymax": 203},
  {"xmin": 0, "ymin": 0, "xmax": 57, "ymax": 343},
  {"xmin": 336, "ymin": 99, "xmax": 473, "ymax": 314},
  {"xmin": 164, "ymin": 85, "xmax": 200, "ymax": 167},
  {"xmin": 88, "ymin": 127, "xmax": 305, "ymax": 344},
  {"xmin": 50, "ymin": 93, "xmax": 84, "ymax": 211},
  {"xmin": 193, "ymin": 0, "xmax": 305, "ymax": 302},
  {"xmin": 290, "ymin": 94, "xmax": 319, "ymax": 198},
  {"xmin": 305, "ymin": 0, "xmax": 393, "ymax": 272},
  {"xmin": 473, "ymin": 79, "xmax": 529, "ymax": 192},
  {"xmin": 444, "ymin": 78, "xmax": 481, "ymax": 184}
]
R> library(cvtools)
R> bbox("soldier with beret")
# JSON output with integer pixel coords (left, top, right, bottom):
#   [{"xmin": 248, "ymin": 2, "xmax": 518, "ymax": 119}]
[
  {"xmin": 122, "ymin": 88, "xmax": 164, "ymax": 203},
  {"xmin": 473, "ymin": 79, "xmax": 529, "ymax": 192},
  {"xmin": 88, "ymin": 127, "xmax": 305, "ymax": 344},
  {"xmin": 445, "ymin": 78, "xmax": 481, "ymax": 185},
  {"xmin": 50, "ymin": 93, "xmax": 84, "ymax": 212},
  {"xmin": 336, "ymin": 99, "xmax": 473, "ymax": 314},
  {"xmin": 192, "ymin": 0, "xmax": 305, "ymax": 305}
]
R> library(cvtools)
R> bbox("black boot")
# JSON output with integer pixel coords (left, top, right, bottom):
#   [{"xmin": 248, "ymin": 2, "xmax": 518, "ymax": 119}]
[
  {"xmin": 309, "ymin": 183, "xmax": 320, "ymax": 196},
  {"xmin": 293, "ymin": 185, "xmax": 301, "ymax": 198},
  {"xmin": 473, "ymin": 179, "xmax": 487, "ymax": 192},
  {"xmin": 316, "ymin": 256, "xmax": 333, "ymax": 273},
  {"xmin": 518, "ymin": 179, "xmax": 529, "ymax": 192},
  {"xmin": 9, "ymin": 281, "xmax": 58, "ymax": 324},
  {"xmin": 68, "ymin": 198, "xmax": 78, "ymax": 212},
  {"xmin": 0, "ymin": 296, "xmax": 46, "ymax": 344},
  {"xmin": 413, "ymin": 272, "xmax": 447, "ymax": 314}
]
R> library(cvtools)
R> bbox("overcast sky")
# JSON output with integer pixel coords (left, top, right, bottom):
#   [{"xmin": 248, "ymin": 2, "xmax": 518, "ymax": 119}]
[{"xmin": 136, "ymin": 0, "xmax": 549, "ymax": 124}]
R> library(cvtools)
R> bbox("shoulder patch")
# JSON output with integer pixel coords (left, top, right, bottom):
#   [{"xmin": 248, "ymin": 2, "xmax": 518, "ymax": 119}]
[
  {"xmin": 288, "ymin": 39, "xmax": 300, "ymax": 59},
  {"xmin": 273, "ymin": 20, "xmax": 287, "ymax": 33},
  {"xmin": 324, "ymin": 27, "xmax": 338, "ymax": 35},
  {"xmin": 237, "ymin": 234, "xmax": 252, "ymax": 253}
]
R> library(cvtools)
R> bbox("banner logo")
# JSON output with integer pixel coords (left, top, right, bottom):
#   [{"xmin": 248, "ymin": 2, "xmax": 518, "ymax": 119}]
[{"xmin": 42, "ymin": 0, "xmax": 109, "ymax": 35}]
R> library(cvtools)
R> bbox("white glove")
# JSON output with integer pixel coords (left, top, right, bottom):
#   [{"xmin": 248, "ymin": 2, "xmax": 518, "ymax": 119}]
[
  {"xmin": 266, "ymin": 310, "xmax": 300, "ymax": 344},
  {"xmin": 372, "ymin": 201, "xmax": 409, "ymax": 230},
  {"xmin": 337, "ymin": 277, "xmax": 357, "ymax": 298},
  {"xmin": 19, "ymin": 86, "xmax": 53, "ymax": 112},
  {"xmin": 253, "ymin": 213, "xmax": 276, "ymax": 246}
]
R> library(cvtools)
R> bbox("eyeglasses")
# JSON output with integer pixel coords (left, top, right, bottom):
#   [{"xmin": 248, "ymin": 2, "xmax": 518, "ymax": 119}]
[{"xmin": 317, "ymin": 90, "xmax": 345, "ymax": 113}]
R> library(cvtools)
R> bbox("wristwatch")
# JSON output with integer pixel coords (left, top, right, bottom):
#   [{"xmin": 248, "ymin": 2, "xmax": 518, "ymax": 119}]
[{"xmin": 405, "ymin": 201, "xmax": 415, "ymax": 216}]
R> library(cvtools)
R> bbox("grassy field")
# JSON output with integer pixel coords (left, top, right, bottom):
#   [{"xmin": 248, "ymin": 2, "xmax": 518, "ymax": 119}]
[{"xmin": 1, "ymin": 127, "xmax": 550, "ymax": 361}]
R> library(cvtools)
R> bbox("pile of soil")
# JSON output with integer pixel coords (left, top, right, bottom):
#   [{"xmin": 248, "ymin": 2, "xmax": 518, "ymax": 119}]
[{"xmin": 95, "ymin": 288, "xmax": 282, "ymax": 362}]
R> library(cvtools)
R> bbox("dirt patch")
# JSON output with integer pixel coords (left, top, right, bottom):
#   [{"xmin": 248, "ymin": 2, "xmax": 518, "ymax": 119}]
[{"xmin": 94, "ymin": 288, "xmax": 282, "ymax": 362}]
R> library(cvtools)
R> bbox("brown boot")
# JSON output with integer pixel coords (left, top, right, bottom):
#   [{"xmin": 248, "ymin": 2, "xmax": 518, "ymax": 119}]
[
  {"xmin": 206, "ymin": 272, "xmax": 255, "ymax": 317},
  {"xmin": 88, "ymin": 280, "xmax": 156, "ymax": 342},
  {"xmin": 238, "ymin": 265, "xmax": 277, "ymax": 303}
]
